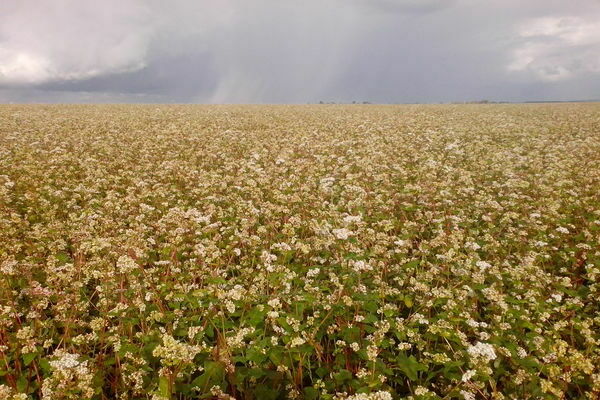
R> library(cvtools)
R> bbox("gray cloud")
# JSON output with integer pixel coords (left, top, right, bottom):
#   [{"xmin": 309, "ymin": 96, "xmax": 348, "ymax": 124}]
[
  {"xmin": 1, "ymin": 0, "xmax": 599, "ymax": 103},
  {"xmin": 351, "ymin": 0, "xmax": 457, "ymax": 14},
  {"xmin": 0, "ymin": 0, "xmax": 156, "ymax": 85},
  {"xmin": 508, "ymin": 16, "xmax": 600, "ymax": 81}
]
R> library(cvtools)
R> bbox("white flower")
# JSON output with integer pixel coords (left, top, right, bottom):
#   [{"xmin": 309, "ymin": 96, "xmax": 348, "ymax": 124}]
[
  {"xmin": 397, "ymin": 342, "xmax": 412, "ymax": 350},
  {"xmin": 344, "ymin": 391, "xmax": 392, "ymax": 400},
  {"xmin": 467, "ymin": 342, "xmax": 496, "ymax": 362},
  {"xmin": 461, "ymin": 369, "xmax": 476, "ymax": 382},
  {"xmin": 460, "ymin": 390, "xmax": 476, "ymax": 400},
  {"xmin": 0, "ymin": 258, "xmax": 17, "ymax": 275},
  {"xmin": 116, "ymin": 255, "xmax": 138, "ymax": 273},
  {"xmin": 465, "ymin": 241, "xmax": 481, "ymax": 250},
  {"xmin": 343, "ymin": 215, "xmax": 362, "ymax": 224},
  {"xmin": 267, "ymin": 298, "xmax": 281, "ymax": 309},
  {"xmin": 49, "ymin": 352, "xmax": 82, "ymax": 370},
  {"xmin": 224, "ymin": 300, "xmax": 235, "ymax": 314},
  {"xmin": 333, "ymin": 228, "xmax": 353, "ymax": 240},
  {"xmin": 306, "ymin": 267, "xmax": 320, "ymax": 278},
  {"xmin": 466, "ymin": 319, "xmax": 480, "ymax": 328},
  {"xmin": 475, "ymin": 261, "xmax": 491, "ymax": 271},
  {"xmin": 152, "ymin": 334, "xmax": 202, "ymax": 366},
  {"xmin": 289, "ymin": 337, "xmax": 305, "ymax": 347},
  {"xmin": 351, "ymin": 260, "xmax": 372, "ymax": 272}
]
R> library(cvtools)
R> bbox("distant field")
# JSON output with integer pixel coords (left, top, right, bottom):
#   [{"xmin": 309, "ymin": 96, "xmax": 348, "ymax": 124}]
[{"xmin": 1, "ymin": 104, "xmax": 599, "ymax": 399}]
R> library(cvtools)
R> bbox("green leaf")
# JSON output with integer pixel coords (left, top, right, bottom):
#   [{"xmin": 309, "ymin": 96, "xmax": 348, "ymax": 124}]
[
  {"xmin": 247, "ymin": 347, "xmax": 268, "ymax": 364},
  {"xmin": 334, "ymin": 369, "xmax": 353, "ymax": 384},
  {"xmin": 398, "ymin": 354, "xmax": 427, "ymax": 381},
  {"xmin": 247, "ymin": 368, "xmax": 266, "ymax": 379},
  {"xmin": 39, "ymin": 358, "xmax": 51, "ymax": 373},
  {"xmin": 205, "ymin": 325, "xmax": 214, "ymax": 339},
  {"xmin": 441, "ymin": 361, "xmax": 464, "ymax": 380},
  {"xmin": 364, "ymin": 301, "xmax": 378, "ymax": 313},
  {"xmin": 316, "ymin": 367, "xmax": 329, "ymax": 378},
  {"xmin": 342, "ymin": 326, "xmax": 360, "ymax": 343},
  {"xmin": 304, "ymin": 387, "xmax": 319, "ymax": 400},
  {"xmin": 55, "ymin": 252, "xmax": 71, "ymax": 264},
  {"xmin": 518, "ymin": 356, "xmax": 540, "ymax": 369},
  {"xmin": 191, "ymin": 361, "xmax": 225, "ymax": 391},
  {"xmin": 23, "ymin": 352, "xmax": 37, "ymax": 366},
  {"xmin": 16, "ymin": 376, "xmax": 28, "ymax": 393},
  {"xmin": 159, "ymin": 376, "xmax": 171, "ymax": 398},
  {"xmin": 246, "ymin": 307, "xmax": 266, "ymax": 326},
  {"xmin": 254, "ymin": 384, "xmax": 279, "ymax": 400},
  {"xmin": 268, "ymin": 348, "xmax": 284, "ymax": 365}
]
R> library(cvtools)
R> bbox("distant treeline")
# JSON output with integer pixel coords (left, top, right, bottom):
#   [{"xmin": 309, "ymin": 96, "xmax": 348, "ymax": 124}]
[
  {"xmin": 316, "ymin": 101, "xmax": 372, "ymax": 104},
  {"xmin": 312, "ymin": 99, "xmax": 599, "ymax": 105}
]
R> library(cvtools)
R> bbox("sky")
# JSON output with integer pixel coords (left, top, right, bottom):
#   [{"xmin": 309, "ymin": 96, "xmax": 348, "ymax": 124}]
[{"xmin": 0, "ymin": 0, "xmax": 599, "ymax": 103}]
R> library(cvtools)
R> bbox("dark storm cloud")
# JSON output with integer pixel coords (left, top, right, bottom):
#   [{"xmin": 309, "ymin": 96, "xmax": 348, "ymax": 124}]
[
  {"xmin": 37, "ymin": 52, "xmax": 219, "ymax": 101},
  {"xmin": 1, "ymin": 0, "xmax": 599, "ymax": 103}
]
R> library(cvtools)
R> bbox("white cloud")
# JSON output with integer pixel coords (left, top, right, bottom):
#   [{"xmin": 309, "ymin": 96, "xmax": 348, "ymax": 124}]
[
  {"xmin": 509, "ymin": 16, "xmax": 600, "ymax": 81},
  {"xmin": 0, "ymin": 0, "xmax": 155, "ymax": 85}
]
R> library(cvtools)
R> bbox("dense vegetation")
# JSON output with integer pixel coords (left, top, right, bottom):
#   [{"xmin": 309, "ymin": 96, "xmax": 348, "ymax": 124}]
[{"xmin": 1, "ymin": 104, "xmax": 599, "ymax": 399}]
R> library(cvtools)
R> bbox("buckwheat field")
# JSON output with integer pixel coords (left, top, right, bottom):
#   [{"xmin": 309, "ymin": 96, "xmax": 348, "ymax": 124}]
[{"xmin": 1, "ymin": 104, "xmax": 600, "ymax": 400}]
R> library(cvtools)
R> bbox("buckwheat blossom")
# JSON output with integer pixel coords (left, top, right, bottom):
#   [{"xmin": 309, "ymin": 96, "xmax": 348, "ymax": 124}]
[
  {"xmin": 460, "ymin": 390, "xmax": 476, "ymax": 400},
  {"xmin": 338, "ymin": 391, "xmax": 393, "ymax": 400},
  {"xmin": 462, "ymin": 369, "xmax": 476, "ymax": 382},
  {"xmin": 343, "ymin": 215, "xmax": 362, "ymax": 224},
  {"xmin": 116, "ymin": 255, "xmax": 138, "ymax": 273},
  {"xmin": 152, "ymin": 334, "xmax": 203, "ymax": 367},
  {"xmin": 267, "ymin": 298, "xmax": 281, "ymax": 309},
  {"xmin": 332, "ymin": 228, "xmax": 353, "ymax": 240},
  {"xmin": 467, "ymin": 342, "xmax": 497, "ymax": 362},
  {"xmin": 41, "ymin": 351, "xmax": 95, "ymax": 400},
  {"xmin": 414, "ymin": 386, "xmax": 433, "ymax": 396},
  {"xmin": 289, "ymin": 337, "xmax": 306, "ymax": 347}
]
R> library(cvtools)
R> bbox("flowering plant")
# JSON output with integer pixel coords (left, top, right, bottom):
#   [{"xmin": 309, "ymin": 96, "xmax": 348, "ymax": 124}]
[{"xmin": 0, "ymin": 104, "xmax": 599, "ymax": 399}]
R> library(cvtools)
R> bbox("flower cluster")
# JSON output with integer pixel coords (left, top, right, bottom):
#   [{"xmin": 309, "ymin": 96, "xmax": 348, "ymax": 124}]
[{"xmin": 41, "ymin": 351, "xmax": 95, "ymax": 399}]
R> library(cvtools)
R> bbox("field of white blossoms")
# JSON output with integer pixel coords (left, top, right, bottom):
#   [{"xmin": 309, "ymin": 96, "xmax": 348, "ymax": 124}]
[{"xmin": 0, "ymin": 104, "xmax": 599, "ymax": 400}]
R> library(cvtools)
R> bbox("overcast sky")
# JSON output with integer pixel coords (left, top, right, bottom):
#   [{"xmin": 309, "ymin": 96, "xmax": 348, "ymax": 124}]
[{"xmin": 1, "ymin": 0, "xmax": 599, "ymax": 103}]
